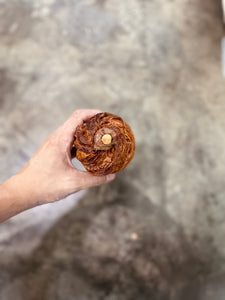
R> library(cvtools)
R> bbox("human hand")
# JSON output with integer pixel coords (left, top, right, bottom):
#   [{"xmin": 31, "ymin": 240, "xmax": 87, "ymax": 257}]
[{"xmin": 4, "ymin": 109, "xmax": 115, "ymax": 211}]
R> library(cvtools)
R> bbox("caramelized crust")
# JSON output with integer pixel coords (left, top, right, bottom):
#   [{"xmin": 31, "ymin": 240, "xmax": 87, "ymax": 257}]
[{"xmin": 74, "ymin": 112, "xmax": 135, "ymax": 175}]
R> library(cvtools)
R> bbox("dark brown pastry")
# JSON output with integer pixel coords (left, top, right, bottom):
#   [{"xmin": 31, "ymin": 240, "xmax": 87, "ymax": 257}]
[{"xmin": 74, "ymin": 112, "xmax": 135, "ymax": 175}]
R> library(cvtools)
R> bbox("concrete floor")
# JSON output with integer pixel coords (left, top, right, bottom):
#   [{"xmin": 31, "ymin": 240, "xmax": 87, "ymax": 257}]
[{"xmin": 1, "ymin": 0, "xmax": 225, "ymax": 299}]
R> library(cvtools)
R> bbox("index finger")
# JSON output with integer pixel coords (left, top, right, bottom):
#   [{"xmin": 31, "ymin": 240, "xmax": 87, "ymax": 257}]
[{"xmin": 60, "ymin": 109, "xmax": 102, "ymax": 137}]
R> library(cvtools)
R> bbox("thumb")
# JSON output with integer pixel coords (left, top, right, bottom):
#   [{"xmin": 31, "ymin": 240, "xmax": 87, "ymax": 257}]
[{"xmin": 74, "ymin": 171, "xmax": 116, "ymax": 190}]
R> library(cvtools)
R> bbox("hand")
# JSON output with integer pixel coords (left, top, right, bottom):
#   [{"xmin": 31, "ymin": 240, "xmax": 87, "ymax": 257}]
[{"xmin": 1, "ymin": 109, "xmax": 115, "ymax": 222}]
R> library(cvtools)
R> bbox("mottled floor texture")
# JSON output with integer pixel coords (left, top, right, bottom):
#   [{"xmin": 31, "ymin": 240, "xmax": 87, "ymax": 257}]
[{"xmin": 1, "ymin": 0, "xmax": 225, "ymax": 299}]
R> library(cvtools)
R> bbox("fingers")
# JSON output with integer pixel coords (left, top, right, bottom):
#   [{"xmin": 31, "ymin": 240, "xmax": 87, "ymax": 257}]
[
  {"xmin": 61, "ymin": 109, "xmax": 102, "ymax": 137},
  {"xmin": 71, "ymin": 109, "xmax": 102, "ymax": 126},
  {"xmin": 73, "ymin": 171, "xmax": 116, "ymax": 190},
  {"xmin": 55, "ymin": 108, "xmax": 102, "ymax": 155}
]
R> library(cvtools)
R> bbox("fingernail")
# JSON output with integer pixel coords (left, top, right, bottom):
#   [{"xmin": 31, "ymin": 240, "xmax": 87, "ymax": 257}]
[{"xmin": 107, "ymin": 174, "xmax": 116, "ymax": 182}]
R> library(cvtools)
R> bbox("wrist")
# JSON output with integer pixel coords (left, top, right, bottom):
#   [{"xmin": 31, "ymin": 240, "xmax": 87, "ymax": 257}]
[{"xmin": 0, "ymin": 174, "xmax": 36, "ymax": 222}]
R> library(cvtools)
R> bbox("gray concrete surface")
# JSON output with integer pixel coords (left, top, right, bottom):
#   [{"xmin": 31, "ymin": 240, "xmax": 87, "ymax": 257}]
[{"xmin": 1, "ymin": 0, "xmax": 225, "ymax": 299}]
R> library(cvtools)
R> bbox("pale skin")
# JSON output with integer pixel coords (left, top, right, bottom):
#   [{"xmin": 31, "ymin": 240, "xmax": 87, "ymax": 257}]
[{"xmin": 0, "ymin": 109, "xmax": 116, "ymax": 223}]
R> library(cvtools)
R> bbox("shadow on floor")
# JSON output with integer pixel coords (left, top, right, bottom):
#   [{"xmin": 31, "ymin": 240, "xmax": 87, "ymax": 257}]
[{"xmin": 1, "ymin": 177, "xmax": 223, "ymax": 300}]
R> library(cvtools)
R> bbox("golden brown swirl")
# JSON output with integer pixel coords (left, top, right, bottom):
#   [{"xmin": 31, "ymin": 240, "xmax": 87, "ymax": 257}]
[{"xmin": 74, "ymin": 112, "xmax": 135, "ymax": 175}]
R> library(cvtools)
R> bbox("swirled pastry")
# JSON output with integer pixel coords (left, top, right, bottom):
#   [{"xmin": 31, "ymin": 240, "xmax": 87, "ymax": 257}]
[{"xmin": 74, "ymin": 112, "xmax": 135, "ymax": 175}]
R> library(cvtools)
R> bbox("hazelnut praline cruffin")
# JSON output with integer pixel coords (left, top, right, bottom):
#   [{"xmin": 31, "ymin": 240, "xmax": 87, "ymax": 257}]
[{"xmin": 73, "ymin": 112, "xmax": 135, "ymax": 176}]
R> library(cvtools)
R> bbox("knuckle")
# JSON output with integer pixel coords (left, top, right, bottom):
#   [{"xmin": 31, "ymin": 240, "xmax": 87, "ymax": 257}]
[
  {"xmin": 72, "ymin": 109, "xmax": 81, "ymax": 117},
  {"xmin": 96, "ymin": 175, "xmax": 107, "ymax": 185}
]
